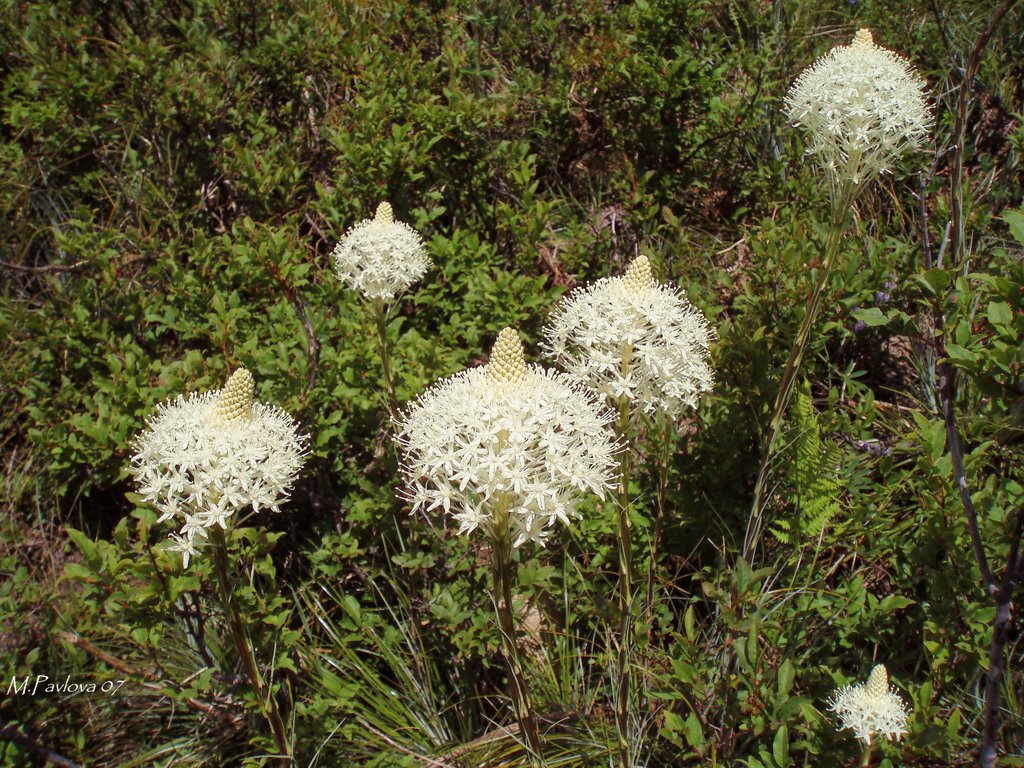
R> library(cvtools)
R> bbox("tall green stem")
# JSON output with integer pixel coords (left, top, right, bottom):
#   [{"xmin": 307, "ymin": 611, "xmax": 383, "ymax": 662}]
[
  {"xmin": 744, "ymin": 183, "xmax": 854, "ymax": 562},
  {"xmin": 644, "ymin": 413, "xmax": 673, "ymax": 638},
  {"xmin": 211, "ymin": 527, "xmax": 292, "ymax": 761},
  {"xmin": 373, "ymin": 298, "xmax": 399, "ymax": 421},
  {"xmin": 859, "ymin": 742, "xmax": 874, "ymax": 767},
  {"xmin": 614, "ymin": 396, "xmax": 634, "ymax": 768},
  {"xmin": 491, "ymin": 503, "xmax": 545, "ymax": 768}
]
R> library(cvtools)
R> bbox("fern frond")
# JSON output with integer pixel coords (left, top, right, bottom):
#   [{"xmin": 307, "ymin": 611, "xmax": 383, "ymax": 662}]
[{"xmin": 770, "ymin": 380, "xmax": 842, "ymax": 544}]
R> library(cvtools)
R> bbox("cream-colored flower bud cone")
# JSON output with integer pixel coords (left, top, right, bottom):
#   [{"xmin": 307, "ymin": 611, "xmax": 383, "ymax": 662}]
[
  {"xmin": 374, "ymin": 201, "xmax": 394, "ymax": 224},
  {"xmin": 215, "ymin": 368, "xmax": 255, "ymax": 422},
  {"xmin": 865, "ymin": 664, "xmax": 888, "ymax": 697},
  {"xmin": 488, "ymin": 328, "xmax": 528, "ymax": 383},
  {"xmin": 852, "ymin": 28, "xmax": 874, "ymax": 48},
  {"xmin": 623, "ymin": 255, "xmax": 655, "ymax": 293}
]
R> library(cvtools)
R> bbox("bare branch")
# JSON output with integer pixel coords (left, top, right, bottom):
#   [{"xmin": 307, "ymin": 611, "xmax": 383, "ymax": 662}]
[
  {"xmin": 941, "ymin": 367, "xmax": 994, "ymax": 592},
  {"xmin": 1, "ymin": 260, "xmax": 91, "ymax": 275}
]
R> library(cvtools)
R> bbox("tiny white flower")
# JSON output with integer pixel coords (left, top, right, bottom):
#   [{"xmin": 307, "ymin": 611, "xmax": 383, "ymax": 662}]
[
  {"xmin": 543, "ymin": 255, "xmax": 715, "ymax": 418},
  {"xmin": 179, "ymin": 513, "xmax": 209, "ymax": 542},
  {"xmin": 129, "ymin": 367, "xmax": 308, "ymax": 567},
  {"xmin": 785, "ymin": 28, "xmax": 932, "ymax": 190},
  {"xmin": 167, "ymin": 532, "xmax": 198, "ymax": 569},
  {"xmin": 331, "ymin": 201, "xmax": 430, "ymax": 301},
  {"xmin": 829, "ymin": 664, "xmax": 910, "ymax": 746},
  {"xmin": 396, "ymin": 328, "xmax": 619, "ymax": 547}
]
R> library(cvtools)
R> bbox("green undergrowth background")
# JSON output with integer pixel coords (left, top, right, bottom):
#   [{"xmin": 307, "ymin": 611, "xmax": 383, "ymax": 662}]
[{"xmin": 1, "ymin": 0, "xmax": 1023, "ymax": 765}]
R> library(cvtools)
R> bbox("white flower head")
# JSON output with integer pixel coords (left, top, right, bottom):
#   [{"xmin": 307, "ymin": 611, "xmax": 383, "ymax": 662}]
[
  {"xmin": 784, "ymin": 28, "xmax": 932, "ymax": 189},
  {"xmin": 129, "ymin": 367, "xmax": 308, "ymax": 567},
  {"xmin": 331, "ymin": 201, "xmax": 430, "ymax": 301},
  {"xmin": 395, "ymin": 327, "xmax": 620, "ymax": 548},
  {"xmin": 543, "ymin": 255, "xmax": 715, "ymax": 419},
  {"xmin": 829, "ymin": 664, "xmax": 910, "ymax": 746}
]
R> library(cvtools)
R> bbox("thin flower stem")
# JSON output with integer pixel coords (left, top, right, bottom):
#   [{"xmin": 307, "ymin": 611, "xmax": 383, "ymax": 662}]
[
  {"xmin": 491, "ymin": 506, "xmax": 546, "ymax": 768},
  {"xmin": 211, "ymin": 527, "xmax": 292, "ymax": 762},
  {"xmin": 859, "ymin": 743, "xmax": 874, "ymax": 767},
  {"xmin": 373, "ymin": 298, "xmax": 400, "ymax": 422},
  {"xmin": 644, "ymin": 414, "xmax": 672, "ymax": 642},
  {"xmin": 744, "ymin": 183, "xmax": 854, "ymax": 563},
  {"xmin": 615, "ymin": 396, "xmax": 634, "ymax": 768}
]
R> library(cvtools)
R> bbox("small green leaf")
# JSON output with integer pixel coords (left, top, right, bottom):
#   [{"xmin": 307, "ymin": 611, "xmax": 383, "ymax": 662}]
[
  {"xmin": 851, "ymin": 307, "xmax": 889, "ymax": 327},
  {"xmin": 63, "ymin": 562, "xmax": 95, "ymax": 582},
  {"xmin": 987, "ymin": 300, "xmax": 1012, "ymax": 327},
  {"xmin": 954, "ymin": 318, "xmax": 972, "ymax": 346},
  {"xmin": 66, "ymin": 528, "xmax": 97, "ymax": 559},
  {"xmin": 167, "ymin": 574, "xmax": 201, "ymax": 601},
  {"xmin": 683, "ymin": 711, "xmax": 704, "ymax": 749},
  {"xmin": 124, "ymin": 492, "xmax": 148, "ymax": 508},
  {"xmin": 1004, "ymin": 209, "xmax": 1024, "ymax": 246},
  {"xmin": 947, "ymin": 707, "xmax": 961, "ymax": 741},
  {"xmin": 263, "ymin": 611, "xmax": 290, "ymax": 629},
  {"xmin": 914, "ymin": 268, "xmax": 953, "ymax": 296},
  {"xmin": 777, "ymin": 659, "xmax": 795, "ymax": 697},
  {"xmin": 879, "ymin": 595, "xmax": 916, "ymax": 611},
  {"xmin": 747, "ymin": 621, "xmax": 759, "ymax": 667},
  {"xmin": 772, "ymin": 724, "xmax": 789, "ymax": 767},
  {"xmin": 684, "ymin": 605, "xmax": 697, "ymax": 642},
  {"xmin": 672, "ymin": 658, "xmax": 697, "ymax": 685},
  {"xmin": 945, "ymin": 343, "xmax": 978, "ymax": 363}
]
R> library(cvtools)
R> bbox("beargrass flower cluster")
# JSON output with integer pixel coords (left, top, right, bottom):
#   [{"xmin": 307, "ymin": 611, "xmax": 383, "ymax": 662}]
[
  {"xmin": 829, "ymin": 664, "xmax": 910, "ymax": 746},
  {"xmin": 784, "ymin": 27, "xmax": 932, "ymax": 189},
  {"xmin": 543, "ymin": 255, "xmax": 714, "ymax": 418},
  {"xmin": 129, "ymin": 368, "xmax": 308, "ymax": 567},
  {"xmin": 396, "ymin": 327, "xmax": 619, "ymax": 547},
  {"xmin": 331, "ymin": 201, "xmax": 430, "ymax": 301}
]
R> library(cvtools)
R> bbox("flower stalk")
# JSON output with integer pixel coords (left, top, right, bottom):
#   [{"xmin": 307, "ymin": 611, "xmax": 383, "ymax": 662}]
[
  {"xmin": 372, "ymin": 297, "xmax": 400, "ymax": 421},
  {"xmin": 644, "ymin": 413, "xmax": 674, "ymax": 636},
  {"xmin": 210, "ymin": 526, "xmax": 292, "ymax": 761},
  {"xmin": 744, "ymin": 180, "xmax": 854, "ymax": 562},
  {"xmin": 614, "ymin": 394, "xmax": 634, "ymax": 768},
  {"xmin": 491, "ymin": 500, "xmax": 546, "ymax": 768}
]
